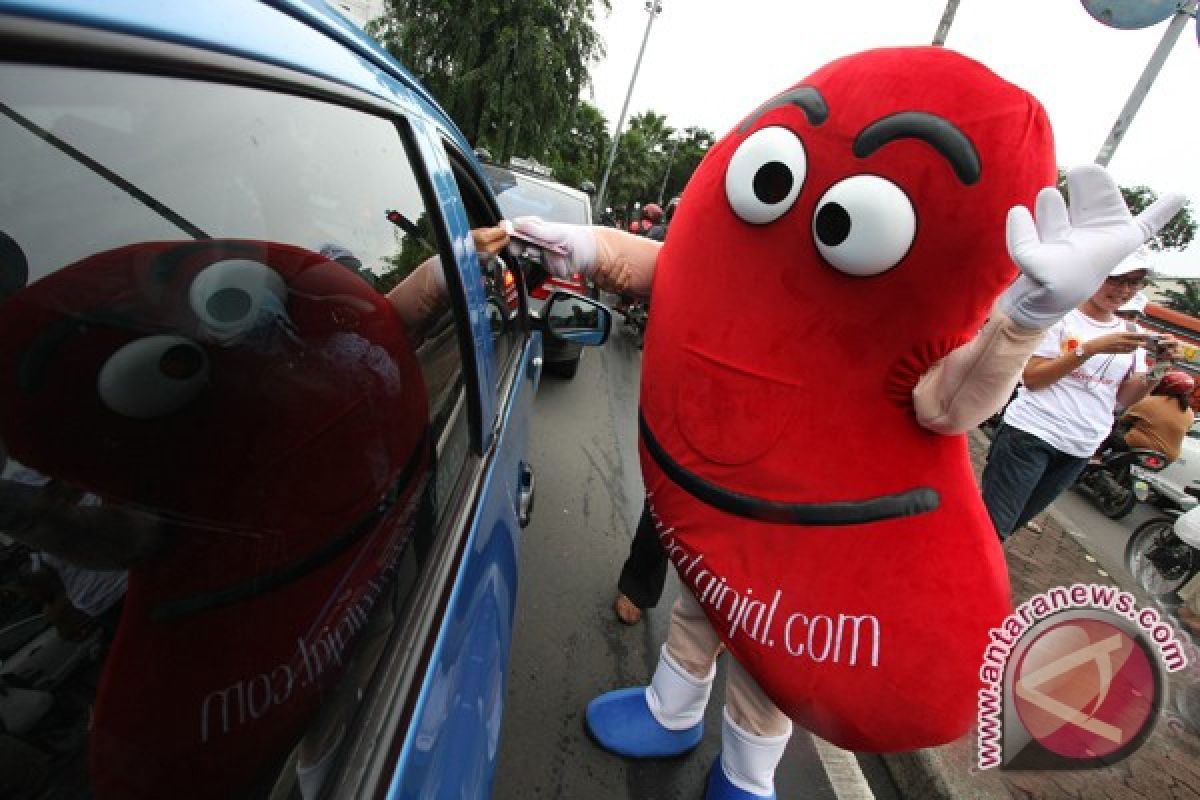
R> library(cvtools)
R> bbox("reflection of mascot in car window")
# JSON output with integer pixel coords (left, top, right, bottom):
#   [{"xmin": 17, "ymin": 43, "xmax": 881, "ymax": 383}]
[
  {"xmin": 0, "ymin": 239, "xmax": 432, "ymax": 799},
  {"xmin": 513, "ymin": 47, "xmax": 1182, "ymax": 799}
]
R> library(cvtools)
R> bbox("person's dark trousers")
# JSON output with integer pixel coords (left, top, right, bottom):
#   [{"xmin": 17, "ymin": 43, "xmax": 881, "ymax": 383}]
[
  {"xmin": 616, "ymin": 503, "xmax": 668, "ymax": 610},
  {"xmin": 981, "ymin": 423, "xmax": 1089, "ymax": 541}
]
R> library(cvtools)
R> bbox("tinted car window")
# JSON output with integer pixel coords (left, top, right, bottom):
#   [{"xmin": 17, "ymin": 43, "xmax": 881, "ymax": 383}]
[{"xmin": 0, "ymin": 64, "xmax": 469, "ymax": 799}]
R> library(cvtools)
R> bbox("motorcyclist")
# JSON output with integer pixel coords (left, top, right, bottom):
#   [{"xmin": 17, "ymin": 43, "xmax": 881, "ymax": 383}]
[
  {"xmin": 1096, "ymin": 369, "xmax": 1196, "ymax": 463},
  {"xmin": 645, "ymin": 199, "xmax": 676, "ymax": 243},
  {"xmin": 642, "ymin": 203, "xmax": 666, "ymax": 241},
  {"xmin": 1120, "ymin": 369, "xmax": 1196, "ymax": 463}
]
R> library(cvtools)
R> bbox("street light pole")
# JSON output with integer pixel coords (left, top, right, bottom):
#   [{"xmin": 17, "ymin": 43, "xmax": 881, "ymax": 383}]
[
  {"xmin": 657, "ymin": 137, "xmax": 679, "ymax": 206},
  {"xmin": 594, "ymin": 1, "xmax": 663, "ymax": 216},
  {"xmin": 1094, "ymin": 0, "xmax": 1198, "ymax": 166},
  {"xmin": 932, "ymin": 0, "xmax": 961, "ymax": 46}
]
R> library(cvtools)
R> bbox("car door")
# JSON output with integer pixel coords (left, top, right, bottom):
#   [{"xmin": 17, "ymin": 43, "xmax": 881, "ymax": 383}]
[{"xmin": 332, "ymin": 117, "xmax": 543, "ymax": 799}]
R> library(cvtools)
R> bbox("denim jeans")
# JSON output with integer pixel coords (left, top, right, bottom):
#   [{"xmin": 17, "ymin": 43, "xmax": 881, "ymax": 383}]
[{"xmin": 981, "ymin": 423, "xmax": 1088, "ymax": 541}]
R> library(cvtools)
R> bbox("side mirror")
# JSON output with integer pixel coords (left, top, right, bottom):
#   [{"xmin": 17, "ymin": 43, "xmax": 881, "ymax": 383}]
[{"xmin": 541, "ymin": 290, "xmax": 611, "ymax": 346}]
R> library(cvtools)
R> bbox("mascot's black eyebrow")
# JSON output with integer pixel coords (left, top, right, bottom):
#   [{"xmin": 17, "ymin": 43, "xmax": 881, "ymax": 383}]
[
  {"xmin": 737, "ymin": 86, "xmax": 828, "ymax": 133},
  {"xmin": 853, "ymin": 111, "xmax": 981, "ymax": 185}
]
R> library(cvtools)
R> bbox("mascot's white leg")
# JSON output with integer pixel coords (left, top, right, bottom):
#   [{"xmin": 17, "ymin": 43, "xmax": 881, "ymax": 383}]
[
  {"xmin": 647, "ymin": 644, "xmax": 715, "ymax": 728},
  {"xmin": 708, "ymin": 660, "xmax": 792, "ymax": 800},
  {"xmin": 586, "ymin": 587, "xmax": 794, "ymax": 800},
  {"xmin": 585, "ymin": 591, "xmax": 719, "ymax": 757}
]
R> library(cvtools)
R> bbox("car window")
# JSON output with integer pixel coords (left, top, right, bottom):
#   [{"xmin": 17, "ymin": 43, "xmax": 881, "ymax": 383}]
[
  {"xmin": 0, "ymin": 64, "xmax": 472, "ymax": 799},
  {"xmin": 482, "ymin": 164, "xmax": 591, "ymax": 224},
  {"xmin": 445, "ymin": 149, "xmax": 526, "ymax": 396}
]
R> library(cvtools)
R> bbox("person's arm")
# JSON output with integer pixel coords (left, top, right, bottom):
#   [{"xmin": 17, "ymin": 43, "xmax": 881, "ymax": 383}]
[
  {"xmin": 1021, "ymin": 330, "xmax": 1148, "ymax": 390},
  {"xmin": 387, "ymin": 225, "xmax": 510, "ymax": 341},
  {"xmin": 590, "ymin": 227, "xmax": 660, "ymax": 299},
  {"xmin": 387, "ymin": 256, "xmax": 448, "ymax": 341},
  {"xmin": 913, "ymin": 309, "xmax": 1044, "ymax": 435},
  {"xmin": 511, "ymin": 218, "xmax": 660, "ymax": 300}
]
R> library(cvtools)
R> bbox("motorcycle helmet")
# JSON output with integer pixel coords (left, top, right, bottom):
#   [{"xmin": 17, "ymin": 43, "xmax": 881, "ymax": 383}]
[
  {"xmin": 1154, "ymin": 369, "xmax": 1196, "ymax": 399},
  {"xmin": 643, "ymin": 203, "xmax": 664, "ymax": 223}
]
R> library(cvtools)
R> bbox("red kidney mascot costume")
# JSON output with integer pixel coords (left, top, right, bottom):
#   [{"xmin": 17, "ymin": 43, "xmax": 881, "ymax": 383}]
[{"xmin": 516, "ymin": 46, "xmax": 1182, "ymax": 799}]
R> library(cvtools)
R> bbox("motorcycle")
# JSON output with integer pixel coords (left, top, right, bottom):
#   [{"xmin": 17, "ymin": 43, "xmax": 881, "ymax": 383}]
[
  {"xmin": 1125, "ymin": 506, "xmax": 1200, "ymax": 605},
  {"xmin": 1074, "ymin": 447, "xmax": 1170, "ymax": 519}
]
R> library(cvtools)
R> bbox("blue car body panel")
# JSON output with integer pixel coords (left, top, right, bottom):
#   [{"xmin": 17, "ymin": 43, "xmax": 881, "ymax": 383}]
[
  {"xmin": 391, "ymin": 363, "xmax": 536, "ymax": 798},
  {"xmin": 0, "ymin": 1, "xmax": 539, "ymax": 795}
]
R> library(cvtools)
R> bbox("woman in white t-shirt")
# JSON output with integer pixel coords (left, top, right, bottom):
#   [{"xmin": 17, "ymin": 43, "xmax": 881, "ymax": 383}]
[{"xmin": 981, "ymin": 255, "xmax": 1181, "ymax": 540}]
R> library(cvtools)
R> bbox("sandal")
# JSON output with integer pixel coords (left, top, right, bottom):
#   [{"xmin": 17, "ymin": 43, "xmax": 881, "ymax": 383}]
[{"xmin": 614, "ymin": 593, "xmax": 643, "ymax": 625}]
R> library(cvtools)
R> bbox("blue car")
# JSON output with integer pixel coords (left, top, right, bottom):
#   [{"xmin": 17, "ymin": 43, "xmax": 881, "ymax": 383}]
[{"xmin": 0, "ymin": 2, "xmax": 608, "ymax": 798}]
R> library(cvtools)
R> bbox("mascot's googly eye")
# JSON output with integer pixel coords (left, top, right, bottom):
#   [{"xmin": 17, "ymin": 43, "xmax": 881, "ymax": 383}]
[
  {"xmin": 189, "ymin": 259, "xmax": 287, "ymax": 343},
  {"xmin": 812, "ymin": 175, "xmax": 916, "ymax": 276},
  {"xmin": 98, "ymin": 335, "xmax": 209, "ymax": 418},
  {"xmin": 725, "ymin": 126, "xmax": 807, "ymax": 225}
]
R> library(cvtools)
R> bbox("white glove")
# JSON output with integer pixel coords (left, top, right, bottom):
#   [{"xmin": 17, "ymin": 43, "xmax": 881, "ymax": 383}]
[
  {"xmin": 508, "ymin": 216, "xmax": 597, "ymax": 279},
  {"xmin": 996, "ymin": 164, "xmax": 1185, "ymax": 330}
]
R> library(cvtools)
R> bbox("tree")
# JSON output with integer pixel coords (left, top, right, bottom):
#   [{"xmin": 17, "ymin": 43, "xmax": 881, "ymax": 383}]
[
  {"xmin": 1119, "ymin": 184, "xmax": 1195, "ymax": 252},
  {"xmin": 1055, "ymin": 170, "xmax": 1195, "ymax": 252},
  {"xmin": 606, "ymin": 111, "xmax": 672, "ymax": 212},
  {"xmin": 659, "ymin": 126, "xmax": 716, "ymax": 204},
  {"xmin": 367, "ymin": 0, "xmax": 609, "ymax": 162},
  {"xmin": 1159, "ymin": 281, "xmax": 1200, "ymax": 317},
  {"xmin": 543, "ymin": 101, "xmax": 610, "ymax": 191}
]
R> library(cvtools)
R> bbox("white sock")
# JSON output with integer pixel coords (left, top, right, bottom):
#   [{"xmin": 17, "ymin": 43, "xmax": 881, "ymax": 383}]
[
  {"xmin": 645, "ymin": 644, "xmax": 715, "ymax": 730},
  {"xmin": 720, "ymin": 706, "xmax": 792, "ymax": 797}
]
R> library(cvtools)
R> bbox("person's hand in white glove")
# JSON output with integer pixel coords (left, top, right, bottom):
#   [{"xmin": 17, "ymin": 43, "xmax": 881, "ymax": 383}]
[
  {"xmin": 997, "ymin": 164, "xmax": 1185, "ymax": 330},
  {"xmin": 506, "ymin": 217, "xmax": 597, "ymax": 279},
  {"xmin": 508, "ymin": 216, "xmax": 658, "ymax": 297}
]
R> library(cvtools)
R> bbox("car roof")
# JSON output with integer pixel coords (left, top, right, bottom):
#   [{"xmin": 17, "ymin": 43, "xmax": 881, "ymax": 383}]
[{"xmin": 0, "ymin": 0, "xmax": 473, "ymax": 155}]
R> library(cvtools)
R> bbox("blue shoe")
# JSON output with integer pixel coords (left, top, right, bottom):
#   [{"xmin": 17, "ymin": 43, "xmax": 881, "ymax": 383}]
[
  {"xmin": 584, "ymin": 686, "xmax": 704, "ymax": 758},
  {"xmin": 706, "ymin": 759, "xmax": 775, "ymax": 800}
]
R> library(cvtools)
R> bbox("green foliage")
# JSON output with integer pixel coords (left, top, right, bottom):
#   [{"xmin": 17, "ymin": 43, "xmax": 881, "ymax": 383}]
[
  {"xmin": 542, "ymin": 101, "xmax": 610, "ymax": 191},
  {"xmin": 1055, "ymin": 169, "xmax": 1195, "ymax": 252},
  {"xmin": 368, "ymin": 0, "xmax": 609, "ymax": 163},
  {"xmin": 594, "ymin": 113, "xmax": 715, "ymax": 217},
  {"xmin": 375, "ymin": 211, "xmax": 437, "ymax": 294},
  {"xmin": 1159, "ymin": 281, "xmax": 1200, "ymax": 317}
]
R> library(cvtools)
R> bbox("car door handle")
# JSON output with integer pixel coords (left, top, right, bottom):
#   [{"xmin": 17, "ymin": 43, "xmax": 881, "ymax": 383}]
[{"xmin": 517, "ymin": 461, "xmax": 535, "ymax": 528}]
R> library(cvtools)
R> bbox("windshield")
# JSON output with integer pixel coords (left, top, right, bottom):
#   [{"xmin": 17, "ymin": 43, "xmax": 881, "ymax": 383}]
[{"xmin": 483, "ymin": 165, "xmax": 590, "ymax": 225}]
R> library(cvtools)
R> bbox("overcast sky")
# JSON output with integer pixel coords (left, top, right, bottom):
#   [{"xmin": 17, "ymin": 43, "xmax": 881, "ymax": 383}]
[{"xmin": 587, "ymin": 0, "xmax": 1200, "ymax": 276}]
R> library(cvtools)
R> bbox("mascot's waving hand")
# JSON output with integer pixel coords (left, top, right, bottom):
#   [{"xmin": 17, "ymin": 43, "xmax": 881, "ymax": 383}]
[{"xmin": 516, "ymin": 47, "xmax": 1183, "ymax": 800}]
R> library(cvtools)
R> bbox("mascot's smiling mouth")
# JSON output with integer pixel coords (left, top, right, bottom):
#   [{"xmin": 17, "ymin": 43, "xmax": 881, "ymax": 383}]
[{"xmin": 640, "ymin": 411, "xmax": 939, "ymax": 526}]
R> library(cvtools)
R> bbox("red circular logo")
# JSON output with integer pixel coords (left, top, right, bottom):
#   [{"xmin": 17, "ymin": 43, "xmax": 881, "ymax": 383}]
[{"xmin": 1012, "ymin": 618, "xmax": 1157, "ymax": 760}]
